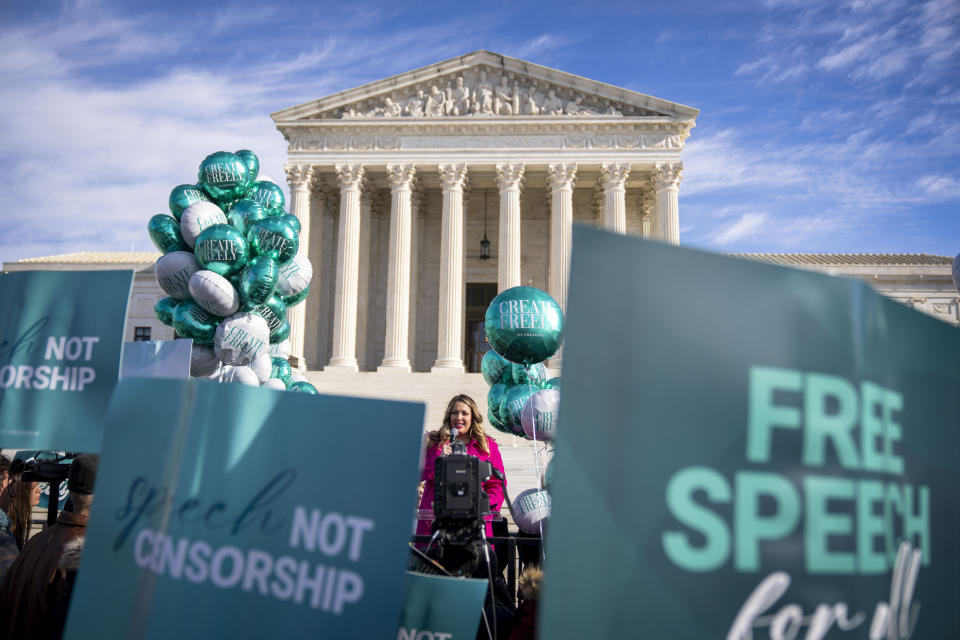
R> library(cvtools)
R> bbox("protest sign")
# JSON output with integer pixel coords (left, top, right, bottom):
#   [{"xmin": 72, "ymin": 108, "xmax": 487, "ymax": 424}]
[
  {"xmin": 398, "ymin": 571, "xmax": 488, "ymax": 640},
  {"xmin": 540, "ymin": 227, "xmax": 960, "ymax": 639},
  {"xmin": 121, "ymin": 339, "xmax": 192, "ymax": 380},
  {"xmin": 64, "ymin": 378, "xmax": 425, "ymax": 638},
  {"xmin": 0, "ymin": 270, "xmax": 133, "ymax": 452}
]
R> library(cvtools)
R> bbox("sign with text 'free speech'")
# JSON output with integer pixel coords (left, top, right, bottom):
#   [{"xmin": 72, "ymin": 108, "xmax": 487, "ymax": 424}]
[
  {"xmin": 540, "ymin": 227, "xmax": 960, "ymax": 639},
  {"xmin": 0, "ymin": 270, "xmax": 134, "ymax": 452},
  {"xmin": 64, "ymin": 378, "xmax": 425, "ymax": 639}
]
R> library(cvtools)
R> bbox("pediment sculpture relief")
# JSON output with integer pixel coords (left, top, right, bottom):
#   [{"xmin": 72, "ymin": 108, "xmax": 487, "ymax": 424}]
[{"xmin": 333, "ymin": 67, "xmax": 658, "ymax": 119}]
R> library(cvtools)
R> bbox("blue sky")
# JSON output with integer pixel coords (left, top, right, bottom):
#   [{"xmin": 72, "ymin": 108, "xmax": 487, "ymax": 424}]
[{"xmin": 1, "ymin": 0, "xmax": 957, "ymax": 266}]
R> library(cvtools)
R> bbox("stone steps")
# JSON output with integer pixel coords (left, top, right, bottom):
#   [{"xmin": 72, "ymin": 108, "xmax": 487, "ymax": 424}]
[{"xmin": 301, "ymin": 370, "xmax": 551, "ymax": 502}]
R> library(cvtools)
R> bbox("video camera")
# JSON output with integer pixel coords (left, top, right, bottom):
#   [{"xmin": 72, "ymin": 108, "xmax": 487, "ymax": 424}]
[
  {"xmin": 427, "ymin": 437, "xmax": 494, "ymax": 575},
  {"xmin": 20, "ymin": 452, "xmax": 75, "ymax": 526}
]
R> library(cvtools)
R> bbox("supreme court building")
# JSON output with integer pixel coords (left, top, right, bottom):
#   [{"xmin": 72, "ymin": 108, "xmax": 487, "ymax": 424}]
[{"xmin": 272, "ymin": 50, "xmax": 696, "ymax": 374}]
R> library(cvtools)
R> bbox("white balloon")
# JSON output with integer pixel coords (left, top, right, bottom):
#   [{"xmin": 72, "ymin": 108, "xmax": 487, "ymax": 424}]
[
  {"xmin": 261, "ymin": 378, "xmax": 287, "ymax": 391},
  {"xmin": 155, "ymin": 251, "xmax": 200, "ymax": 299},
  {"xmin": 250, "ymin": 352, "xmax": 272, "ymax": 383},
  {"xmin": 268, "ymin": 339, "xmax": 291, "ymax": 359},
  {"xmin": 256, "ymin": 174, "xmax": 275, "ymax": 184},
  {"xmin": 190, "ymin": 344, "xmax": 220, "ymax": 377},
  {"xmin": 189, "ymin": 270, "xmax": 239, "ymax": 317},
  {"xmin": 512, "ymin": 489, "xmax": 551, "ymax": 534},
  {"xmin": 277, "ymin": 254, "xmax": 312, "ymax": 300},
  {"xmin": 214, "ymin": 312, "xmax": 270, "ymax": 366},
  {"xmin": 179, "ymin": 201, "xmax": 227, "ymax": 248},
  {"xmin": 521, "ymin": 389, "xmax": 560, "ymax": 442},
  {"xmin": 220, "ymin": 365, "xmax": 259, "ymax": 386}
]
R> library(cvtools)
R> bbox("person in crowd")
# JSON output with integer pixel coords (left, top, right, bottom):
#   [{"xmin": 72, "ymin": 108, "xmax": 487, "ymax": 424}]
[
  {"xmin": 0, "ymin": 454, "xmax": 98, "ymax": 640},
  {"xmin": 416, "ymin": 394, "xmax": 506, "ymax": 541},
  {"xmin": 1, "ymin": 477, "xmax": 41, "ymax": 551},
  {"xmin": 0, "ymin": 458, "xmax": 16, "ymax": 579},
  {"xmin": 508, "ymin": 566, "xmax": 543, "ymax": 640}
]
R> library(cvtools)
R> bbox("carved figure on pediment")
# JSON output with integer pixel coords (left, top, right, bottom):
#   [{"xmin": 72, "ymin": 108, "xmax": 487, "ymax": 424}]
[
  {"xmin": 448, "ymin": 76, "xmax": 471, "ymax": 115},
  {"xmin": 494, "ymin": 75, "xmax": 515, "ymax": 115},
  {"xmin": 426, "ymin": 86, "xmax": 446, "ymax": 117},
  {"xmin": 472, "ymin": 70, "xmax": 494, "ymax": 115},
  {"xmin": 383, "ymin": 97, "xmax": 402, "ymax": 117},
  {"xmin": 522, "ymin": 89, "xmax": 540, "ymax": 116},
  {"xmin": 543, "ymin": 89, "xmax": 564, "ymax": 115},
  {"xmin": 405, "ymin": 89, "xmax": 426, "ymax": 117},
  {"xmin": 341, "ymin": 107, "xmax": 359, "ymax": 119}
]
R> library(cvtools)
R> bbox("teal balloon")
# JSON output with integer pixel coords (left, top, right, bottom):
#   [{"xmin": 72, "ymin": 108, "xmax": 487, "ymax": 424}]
[
  {"xmin": 250, "ymin": 294, "xmax": 289, "ymax": 343},
  {"xmin": 154, "ymin": 296, "xmax": 178, "ymax": 326},
  {"xmin": 270, "ymin": 357, "xmax": 292, "ymax": 385},
  {"xmin": 234, "ymin": 149, "xmax": 259, "ymax": 182},
  {"xmin": 508, "ymin": 362, "xmax": 548, "ymax": 387},
  {"xmin": 172, "ymin": 299, "xmax": 220, "ymax": 344},
  {"xmin": 484, "ymin": 286, "xmax": 563, "ymax": 365},
  {"xmin": 501, "ymin": 384, "xmax": 537, "ymax": 436},
  {"xmin": 543, "ymin": 376, "xmax": 561, "ymax": 391},
  {"xmin": 169, "ymin": 184, "xmax": 210, "ymax": 220},
  {"xmin": 282, "ymin": 213, "xmax": 301, "ymax": 234},
  {"xmin": 487, "ymin": 383, "xmax": 508, "ymax": 423},
  {"xmin": 226, "ymin": 198, "xmax": 266, "ymax": 234},
  {"xmin": 289, "ymin": 381, "xmax": 318, "ymax": 394},
  {"xmin": 280, "ymin": 284, "xmax": 310, "ymax": 307},
  {"xmin": 193, "ymin": 224, "xmax": 249, "ymax": 277},
  {"xmin": 198, "ymin": 151, "xmax": 252, "ymax": 204},
  {"xmin": 148, "ymin": 214, "xmax": 188, "ymax": 254},
  {"xmin": 248, "ymin": 180, "xmax": 285, "ymax": 214},
  {"xmin": 481, "ymin": 349, "xmax": 510, "ymax": 386},
  {"xmin": 247, "ymin": 217, "xmax": 299, "ymax": 265},
  {"xmin": 487, "ymin": 410, "xmax": 507, "ymax": 435},
  {"xmin": 239, "ymin": 255, "xmax": 279, "ymax": 307}
]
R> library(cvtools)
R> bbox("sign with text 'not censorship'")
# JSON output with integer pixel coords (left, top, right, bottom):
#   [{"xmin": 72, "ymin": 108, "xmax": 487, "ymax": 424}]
[
  {"xmin": 64, "ymin": 378, "xmax": 425, "ymax": 639},
  {"xmin": 398, "ymin": 572, "xmax": 488, "ymax": 640},
  {"xmin": 0, "ymin": 270, "xmax": 134, "ymax": 452},
  {"xmin": 540, "ymin": 227, "xmax": 960, "ymax": 639}
]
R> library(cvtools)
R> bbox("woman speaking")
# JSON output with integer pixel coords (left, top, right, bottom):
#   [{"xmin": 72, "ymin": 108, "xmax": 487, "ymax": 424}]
[{"xmin": 416, "ymin": 394, "xmax": 506, "ymax": 540}]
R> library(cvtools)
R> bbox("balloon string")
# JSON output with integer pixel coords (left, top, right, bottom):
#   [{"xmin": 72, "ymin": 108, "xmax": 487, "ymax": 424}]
[{"xmin": 529, "ymin": 382, "xmax": 548, "ymax": 562}]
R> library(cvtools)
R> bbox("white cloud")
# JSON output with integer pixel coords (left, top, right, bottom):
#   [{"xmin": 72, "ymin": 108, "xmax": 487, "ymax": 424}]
[{"xmin": 713, "ymin": 212, "xmax": 769, "ymax": 244}]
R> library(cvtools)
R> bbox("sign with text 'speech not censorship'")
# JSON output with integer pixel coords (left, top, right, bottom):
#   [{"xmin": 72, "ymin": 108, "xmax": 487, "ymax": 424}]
[
  {"xmin": 64, "ymin": 378, "xmax": 425, "ymax": 639},
  {"xmin": 0, "ymin": 270, "xmax": 134, "ymax": 452},
  {"xmin": 540, "ymin": 227, "xmax": 960, "ymax": 639}
]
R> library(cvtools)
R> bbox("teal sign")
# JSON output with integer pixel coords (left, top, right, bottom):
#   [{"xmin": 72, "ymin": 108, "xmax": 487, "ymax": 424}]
[
  {"xmin": 0, "ymin": 270, "xmax": 133, "ymax": 452},
  {"xmin": 121, "ymin": 339, "xmax": 192, "ymax": 380},
  {"xmin": 64, "ymin": 378, "xmax": 425, "ymax": 638},
  {"xmin": 541, "ymin": 227, "xmax": 960, "ymax": 639},
  {"xmin": 398, "ymin": 572, "xmax": 488, "ymax": 640}
]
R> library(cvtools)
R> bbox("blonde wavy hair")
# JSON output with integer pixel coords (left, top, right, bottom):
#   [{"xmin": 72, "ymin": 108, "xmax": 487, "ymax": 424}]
[{"xmin": 426, "ymin": 394, "xmax": 490, "ymax": 454}]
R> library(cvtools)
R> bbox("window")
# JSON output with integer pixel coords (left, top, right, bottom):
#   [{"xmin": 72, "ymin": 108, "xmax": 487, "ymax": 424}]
[{"xmin": 134, "ymin": 327, "xmax": 151, "ymax": 342}]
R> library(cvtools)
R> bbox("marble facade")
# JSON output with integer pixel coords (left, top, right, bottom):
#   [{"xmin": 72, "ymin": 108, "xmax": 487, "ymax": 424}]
[{"xmin": 272, "ymin": 50, "xmax": 697, "ymax": 372}]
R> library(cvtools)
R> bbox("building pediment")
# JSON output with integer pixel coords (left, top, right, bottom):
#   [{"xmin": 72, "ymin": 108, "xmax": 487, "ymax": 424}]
[{"xmin": 271, "ymin": 50, "xmax": 698, "ymax": 123}]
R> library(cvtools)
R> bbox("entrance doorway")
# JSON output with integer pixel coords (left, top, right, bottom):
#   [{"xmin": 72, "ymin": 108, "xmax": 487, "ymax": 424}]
[{"xmin": 465, "ymin": 283, "xmax": 497, "ymax": 373}]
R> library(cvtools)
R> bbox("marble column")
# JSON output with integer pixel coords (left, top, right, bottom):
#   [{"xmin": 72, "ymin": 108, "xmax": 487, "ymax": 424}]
[
  {"xmin": 641, "ymin": 175, "xmax": 657, "ymax": 239},
  {"xmin": 547, "ymin": 163, "xmax": 576, "ymax": 370},
  {"xmin": 433, "ymin": 164, "xmax": 468, "ymax": 372},
  {"xmin": 328, "ymin": 164, "xmax": 364, "ymax": 370},
  {"xmin": 496, "ymin": 163, "xmax": 525, "ymax": 292},
  {"xmin": 284, "ymin": 163, "xmax": 313, "ymax": 370},
  {"xmin": 379, "ymin": 164, "xmax": 416, "ymax": 371},
  {"xmin": 601, "ymin": 162, "xmax": 630, "ymax": 234},
  {"xmin": 547, "ymin": 163, "xmax": 576, "ymax": 313},
  {"xmin": 655, "ymin": 163, "xmax": 683, "ymax": 245}
]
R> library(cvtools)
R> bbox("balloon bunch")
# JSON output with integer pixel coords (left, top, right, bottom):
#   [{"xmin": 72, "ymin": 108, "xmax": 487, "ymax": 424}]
[
  {"xmin": 482, "ymin": 286, "xmax": 561, "ymax": 534},
  {"xmin": 148, "ymin": 150, "xmax": 318, "ymax": 393}
]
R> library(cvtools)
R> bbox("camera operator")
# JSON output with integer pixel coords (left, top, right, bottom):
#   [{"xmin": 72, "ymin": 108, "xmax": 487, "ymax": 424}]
[
  {"xmin": 0, "ymin": 454, "xmax": 98, "ymax": 640},
  {"xmin": 416, "ymin": 395, "xmax": 506, "ymax": 542}
]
